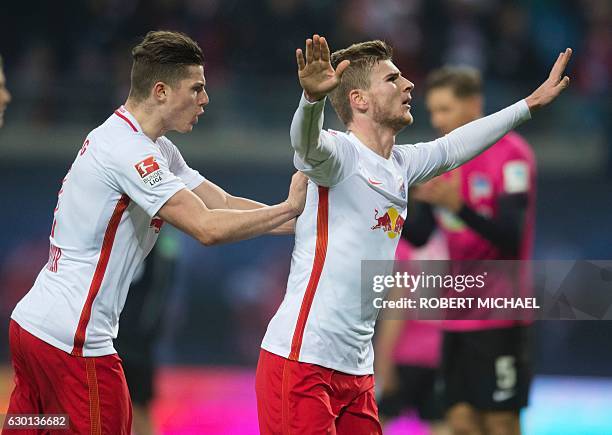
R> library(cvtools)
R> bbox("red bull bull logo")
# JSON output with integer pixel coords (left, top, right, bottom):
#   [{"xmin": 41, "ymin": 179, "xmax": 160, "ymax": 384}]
[
  {"xmin": 150, "ymin": 217, "xmax": 164, "ymax": 233},
  {"xmin": 371, "ymin": 207, "xmax": 405, "ymax": 239}
]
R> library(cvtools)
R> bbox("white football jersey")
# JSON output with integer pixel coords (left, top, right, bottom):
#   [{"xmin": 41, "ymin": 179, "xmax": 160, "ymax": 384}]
[
  {"xmin": 12, "ymin": 106, "xmax": 205, "ymax": 357},
  {"xmin": 261, "ymin": 95, "xmax": 530, "ymax": 374}
]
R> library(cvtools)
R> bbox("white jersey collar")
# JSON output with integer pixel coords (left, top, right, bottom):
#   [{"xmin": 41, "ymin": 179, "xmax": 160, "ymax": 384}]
[{"xmin": 114, "ymin": 105, "xmax": 143, "ymax": 133}]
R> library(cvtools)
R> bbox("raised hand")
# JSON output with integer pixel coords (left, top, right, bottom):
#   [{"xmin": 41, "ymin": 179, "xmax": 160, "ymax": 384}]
[
  {"xmin": 296, "ymin": 34, "xmax": 350, "ymax": 102},
  {"xmin": 525, "ymin": 48, "xmax": 572, "ymax": 112}
]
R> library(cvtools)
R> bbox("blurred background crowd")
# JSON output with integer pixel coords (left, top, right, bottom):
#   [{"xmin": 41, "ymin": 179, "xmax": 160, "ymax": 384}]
[
  {"xmin": 0, "ymin": 0, "xmax": 611, "ymax": 433},
  {"xmin": 1, "ymin": 0, "xmax": 609, "ymax": 129}
]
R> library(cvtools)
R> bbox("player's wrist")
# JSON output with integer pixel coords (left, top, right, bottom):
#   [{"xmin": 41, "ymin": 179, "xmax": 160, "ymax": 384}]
[
  {"xmin": 282, "ymin": 200, "xmax": 301, "ymax": 218},
  {"xmin": 524, "ymin": 95, "xmax": 541, "ymax": 113},
  {"xmin": 303, "ymin": 90, "xmax": 325, "ymax": 103}
]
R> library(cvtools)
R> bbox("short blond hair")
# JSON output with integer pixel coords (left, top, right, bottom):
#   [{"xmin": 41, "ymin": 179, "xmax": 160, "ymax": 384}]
[{"xmin": 329, "ymin": 40, "xmax": 393, "ymax": 125}]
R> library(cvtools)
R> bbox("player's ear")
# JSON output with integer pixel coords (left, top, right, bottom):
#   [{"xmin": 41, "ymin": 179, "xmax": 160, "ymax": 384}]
[
  {"xmin": 152, "ymin": 81, "xmax": 168, "ymax": 102},
  {"xmin": 349, "ymin": 89, "xmax": 368, "ymax": 113}
]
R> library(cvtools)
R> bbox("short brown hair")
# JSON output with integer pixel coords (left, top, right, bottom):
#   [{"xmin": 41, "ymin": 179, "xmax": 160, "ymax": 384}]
[
  {"xmin": 425, "ymin": 66, "xmax": 482, "ymax": 98},
  {"xmin": 129, "ymin": 30, "xmax": 204, "ymax": 102},
  {"xmin": 329, "ymin": 40, "xmax": 393, "ymax": 125}
]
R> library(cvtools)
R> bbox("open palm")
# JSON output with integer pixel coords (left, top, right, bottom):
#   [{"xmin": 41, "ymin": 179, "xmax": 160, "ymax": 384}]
[
  {"xmin": 525, "ymin": 48, "xmax": 572, "ymax": 111},
  {"xmin": 296, "ymin": 34, "xmax": 350, "ymax": 102}
]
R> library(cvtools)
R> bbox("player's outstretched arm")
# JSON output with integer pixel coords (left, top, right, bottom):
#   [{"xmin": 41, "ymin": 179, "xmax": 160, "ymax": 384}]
[
  {"xmin": 158, "ymin": 172, "xmax": 307, "ymax": 245},
  {"xmin": 402, "ymin": 48, "xmax": 572, "ymax": 185},
  {"xmin": 191, "ymin": 179, "xmax": 296, "ymax": 235},
  {"xmin": 525, "ymin": 48, "xmax": 572, "ymax": 112},
  {"xmin": 443, "ymin": 48, "xmax": 572, "ymax": 164}
]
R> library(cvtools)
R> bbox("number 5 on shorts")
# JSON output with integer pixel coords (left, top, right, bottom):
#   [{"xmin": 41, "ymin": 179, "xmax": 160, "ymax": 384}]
[{"xmin": 495, "ymin": 356, "xmax": 517, "ymax": 390}]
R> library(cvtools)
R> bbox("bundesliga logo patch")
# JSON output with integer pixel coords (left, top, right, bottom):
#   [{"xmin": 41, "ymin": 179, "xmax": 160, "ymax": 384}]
[{"xmin": 134, "ymin": 156, "xmax": 163, "ymax": 187}]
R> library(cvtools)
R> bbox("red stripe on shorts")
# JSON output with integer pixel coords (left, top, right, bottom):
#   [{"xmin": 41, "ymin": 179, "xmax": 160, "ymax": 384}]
[
  {"xmin": 86, "ymin": 359, "xmax": 102, "ymax": 435},
  {"xmin": 71, "ymin": 194, "xmax": 130, "ymax": 356},
  {"xmin": 281, "ymin": 359, "xmax": 291, "ymax": 435},
  {"xmin": 289, "ymin": 186, "xmax": 329, "ymax": 361}
]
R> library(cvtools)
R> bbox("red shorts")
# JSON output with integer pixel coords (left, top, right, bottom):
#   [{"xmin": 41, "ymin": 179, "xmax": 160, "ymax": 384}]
[
  {"xmin": 255, "ymin": 349, "xmax": 382, "ymax": 435},
  {"xmin": 3, "ymin": 320, "xmax": 132, "ymax": 434}
]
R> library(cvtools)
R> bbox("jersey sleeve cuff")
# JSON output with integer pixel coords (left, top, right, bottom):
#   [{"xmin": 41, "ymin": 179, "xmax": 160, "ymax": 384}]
[
  {"xmin": 517, "ymin": 99, "xmax": 532, "ymax": 121},
  {"xmin": 148, "ymin": 183, "xmax": 186, "ymax": 218},
  {"xmin": 183, "ymin": 172, "xmax": 206, "ymax": 191},
  {"xmin": 300, "ymin": 92, "xmax": 327, "ymax": 108}
]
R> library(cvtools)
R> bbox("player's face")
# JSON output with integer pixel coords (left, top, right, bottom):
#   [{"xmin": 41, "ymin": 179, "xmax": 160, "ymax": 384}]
[
  {"xmin": 364, "ymin": 60, "xmax": 414, "ymax": 132},
  {"xmin": 0, "ymin": 68, "xmax": 12, "ymax": 128},
  {"xmin": 425, "ymin": 87, "xmax": 479, "ymax": 135},
  {"xmin": 165, "ymin": 65, "xmax": 209, "ymax": 133}
]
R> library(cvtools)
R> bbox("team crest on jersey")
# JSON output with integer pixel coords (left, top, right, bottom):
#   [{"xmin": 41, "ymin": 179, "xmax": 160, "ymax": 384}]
[
  {"xmin": 150, "ymin": 216, "xmax": 164, "ymax": 233},
  {"xmin": 134, "ymin": 156, "xmax": 163, "ymax": 187},
  {"xmin": 469, "ymin": 174, "xmax": 492, "ymax": 201},
  {"xmin": 503, "ymin": 161, "xmax": 529, "ymax": 194},
  {"xmin": 371, "ymin": 207, "xmax": 405, "ymax": 239},
  {"xmin": 398, "ymin": 176, "xmax": 406, "ymax": 199}
]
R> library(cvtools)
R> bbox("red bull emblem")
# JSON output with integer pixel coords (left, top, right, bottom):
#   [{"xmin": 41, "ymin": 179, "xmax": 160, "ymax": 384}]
[
  {"xmin": 150, "ymin": 217, "xmax": 164, "ymax": 233},
  {"xmin": 371, "ymin": 207, "xmax": 405, "ymax": 239}
]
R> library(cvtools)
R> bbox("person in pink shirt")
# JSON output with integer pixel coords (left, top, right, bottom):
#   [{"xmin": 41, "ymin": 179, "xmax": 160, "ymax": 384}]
[
  {"xmin": 403, "ymin": 66, "xmax": 537, "ymax": 435},
  {"xmin": 375, "ymin": 237, "xmax": 449, "ymax": 434}
]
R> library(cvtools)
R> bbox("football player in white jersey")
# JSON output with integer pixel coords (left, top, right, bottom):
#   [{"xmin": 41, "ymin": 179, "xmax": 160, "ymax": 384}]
[
  {"xmin": 5, "ymin": 31, "xmax": 306, "ymax": 435},
  {"xmin": 0, "ymin": 54, "xmax": 11, "ymax": 128},
  {"xmin": 256, "ymin": 34, "xmax": 571, "ymax": 434}
]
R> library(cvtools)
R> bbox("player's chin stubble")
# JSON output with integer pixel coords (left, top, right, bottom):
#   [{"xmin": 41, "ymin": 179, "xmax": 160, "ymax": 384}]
[{"xmin": 373, "ymin": 102, "xmax": 411, "ymax": 131}]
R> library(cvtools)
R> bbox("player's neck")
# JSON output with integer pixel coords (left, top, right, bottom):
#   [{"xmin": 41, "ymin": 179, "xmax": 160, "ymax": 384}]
[
  {"xmin": 347, "ymin": 121, "xmax": 396, "ymax": 160},
  {"xmin": 124, "ymin": 99, "xmax": 165, "ymax": 142}
]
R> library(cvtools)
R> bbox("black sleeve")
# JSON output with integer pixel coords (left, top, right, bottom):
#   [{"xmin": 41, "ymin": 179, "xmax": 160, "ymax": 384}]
[
  {"xmin": 456, "ymin": 193, "xmax": 528, "ymax": 256},
  {"xmin": 401, "ymin": 200, "xmax": 436, "ymax": 247}
]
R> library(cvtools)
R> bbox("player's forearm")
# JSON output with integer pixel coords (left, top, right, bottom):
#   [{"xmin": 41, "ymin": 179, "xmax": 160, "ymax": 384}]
[
  {"xmin": 269, "ymin": 219, "xmax": 296, "ymax": 235},
  {"xmin": 290, "ymin": 93, "xmax": 333, "ymax": 165},
  {"xmin": 226, "ymin": 196, "xmax": 296, "ymax": 235},
  {"xmin": 402, "ymin": 200, "xmax": 436, "ymax": 247},
  {"xmin": 457, "ymin": 194, "xmax": 527, "ymax": 256},
  {"xmin": 375, "ymin": 319, "xmax": 405, "ymax": 356},
  {"xmin": 374, "ymin": 318, "xmax": 404, "ymax": 392},
  {"xmin": 199, "ymin": 203, "xmax": 298, "ymax": 245},
  {"xmin": 226, "ymin": 195, "xmax": 267, "ymax": 210},
  {"xmin": 440, "ymin": 100, "xmax": 531, "ymax": 171}
]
